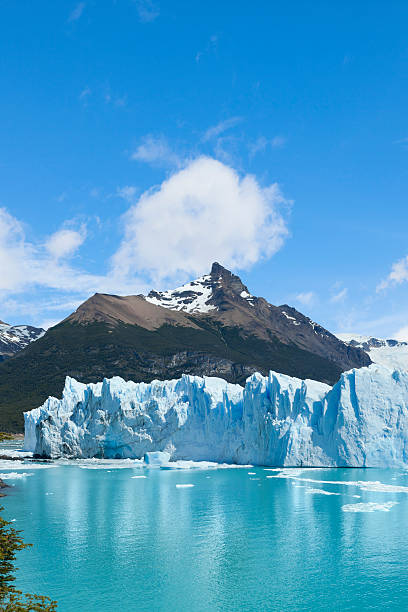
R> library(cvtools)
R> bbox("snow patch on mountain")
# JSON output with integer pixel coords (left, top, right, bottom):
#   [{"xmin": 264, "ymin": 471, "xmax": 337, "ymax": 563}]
[
  {"xmin": 24, "ymin": 364, "xmax": 408, "ymax": 467},
  {"xmin": 239, "ymin": 290, "xmax": 255, "ymax": 306},
  {"xmin": 281, "ymin": 311, "xmax": 301, "ymax": 326},
  {"xmin": 0, "ymin": 323, "xmax": 45, "ymax": 357},
  {"xmin": 145, "ymin": 274, "xmax": 217, "ymax": 313},
  {"xmin": 145, "ymin": 263, "xmax": 260, "ymax": 314},
  {"xmin": 337, "ymin": 333, "xmax": 408, "ymax": 371}
]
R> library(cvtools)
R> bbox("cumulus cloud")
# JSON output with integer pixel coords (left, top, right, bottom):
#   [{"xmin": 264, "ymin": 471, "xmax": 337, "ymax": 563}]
[
  {"xmin": 131, "ymin": 135, "xmax": 180, "ymax": 166},
  {"xmin": 46, "ymin": 227, "xmax": 86, "ymax": 259},
  {"xmin": 0, "ymin": 208, "xmax": 143, "ymax": 298},
  {"xmin": 0, "ymin": 158, "xmax": 291, "ymax": 324},
  {"xmin": 112, "ymin": 156, "xmax": 290, "ymax": 282},
  {"xmin": 377, "ymin": 255, "xmax": 408, "ymax": 291}
]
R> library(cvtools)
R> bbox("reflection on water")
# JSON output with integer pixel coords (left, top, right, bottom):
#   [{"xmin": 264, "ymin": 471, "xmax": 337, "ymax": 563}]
[{"xmin": 2, "ymin": 464, "xmax": 408, "ymax": 611}]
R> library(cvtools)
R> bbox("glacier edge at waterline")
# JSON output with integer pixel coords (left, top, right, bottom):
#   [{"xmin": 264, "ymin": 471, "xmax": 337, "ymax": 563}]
[{"xmin": 23, "ymin": 364, "xmax": 408, "ymax": 467}]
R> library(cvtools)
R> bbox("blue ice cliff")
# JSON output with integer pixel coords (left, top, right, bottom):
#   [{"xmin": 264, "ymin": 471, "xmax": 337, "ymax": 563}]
[{"xmin": 23, "ymin": 364, "xmax": 408, "ymax": 467}]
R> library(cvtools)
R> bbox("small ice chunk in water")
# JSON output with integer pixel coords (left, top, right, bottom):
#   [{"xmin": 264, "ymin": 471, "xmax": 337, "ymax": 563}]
[
  {"xmin": 0, "ymin": 472, "xmax": 33, "ymax": 479},
  {"xmin": 131, "ymin": 475, "xmax": 147, "ymax": 479},
  {"xmin": 176, "ymin": 484, "xmax": 194, "ymax": 488},
  {"xmin": 145, "ymin": 451, "xmax": 171, "ymax": 466},
  {"xmin": 342, "ymin": 501, "xmax": 398, "ymax": 513},
  {"xmin": 305, "ymin": 488, "xmax": 340, "ymax": 496}
]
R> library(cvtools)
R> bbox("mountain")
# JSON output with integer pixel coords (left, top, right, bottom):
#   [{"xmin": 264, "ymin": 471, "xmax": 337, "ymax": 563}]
[
  {"xmin": 0, "ymin": 263, "xmax": 370, "ymax": 431},
  {"xmin": 0, "ymin": 321, "xmax": 44, "ymax": 362},
  {"xmin": 337, "ymin": 333, "xmax": 408, "ymax": 371},
  {"xmin": 24, "ymin": 363, "xmax": 408, "ymax": 467}
]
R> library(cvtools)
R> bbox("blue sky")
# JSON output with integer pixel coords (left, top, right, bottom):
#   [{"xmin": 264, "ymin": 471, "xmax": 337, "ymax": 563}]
[{"xmin": 0, "ymin": 0, "xmax": 407, "ymax": 338}]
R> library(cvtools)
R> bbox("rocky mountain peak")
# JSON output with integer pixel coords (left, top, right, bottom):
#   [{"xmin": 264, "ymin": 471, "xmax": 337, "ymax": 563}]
[
  {"xmin": 209, "ymin": 262, "xmax": 251, "ymax": 297},
  {"xmin": 0, "ymin": 322, "xmax": 45, "ymax": 360},
  {"xmin": 145, "ymin": 263, "xmax": 255, "ymax": 314}
]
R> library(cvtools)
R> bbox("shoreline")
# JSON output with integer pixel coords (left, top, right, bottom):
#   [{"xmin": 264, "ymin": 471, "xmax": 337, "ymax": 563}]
[{"xmin": 0, "ymin": 478, "xmax": 8, "ymax": 497}]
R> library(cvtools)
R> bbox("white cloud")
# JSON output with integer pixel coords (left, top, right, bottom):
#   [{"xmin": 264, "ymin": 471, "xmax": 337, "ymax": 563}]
[
  {"xmin": 335, "ymin": 309, "xmax": 408, "ymax": 341},
  {"xmin": 0, "ymin": 296, "xmax": 89, "ymax": 327},
  {"xmin": 394, "ymin": 137, "xmax": 408, "ymax": 147},
  {"xmin": 248, "ymin": 137, "xmax": 268, "ymax": 157},
  {"xmin": 117, "ymin": 186, "xmax": 138, "ymax": 203},
  {"xmin": 135, "ymin": 0, "xmax": 159, "ymax": 23},
  {"xmin": 0, "ymin": 208, "xmax": 143, "ymax": 298},
  {"xmin": 112, "ymin": 156, "xmax": 290, "ymax": 282},
  {"xmin": 330, "ymin": 288, "xmax": 348, "ymax": 303},
  {"xmin": 57, "ymin": 192, "xmax": 68, "ymax": 203},
  {"xmin": 46, "ymin": 227, "xmax": 86, "ymax": 260},
  {"xmin": 195, "ymin": 34, "xmax": 218, "ymax": 63},
  {"xmin": 68, "ymin": 2, "xmax": 85, "ymax": 22},
  {"xmin": 377, "ymin": 255, "xmax": 408, "ymax": 291},
  {"xmin": 271, "ymin": 136, "xmax": 286, "ymax": 147},
  {"xmin": 395, "ymin": 325, "xmax": 408, "ymax": 342},
  {"xmin": 295, "ymin": 291, "xmax": 315, "ymax": 306},
  {"xmin": 39, "ymin": 318, "xmax": 64, "ymax": 331},
  {"xmin": 79, "ymin": 87, "xmax": 91, "ymax": 104},
  {"xmin": 131, "ymin": 135, "xmax": 180, "ymax": 166},
  {"xmin": 202, "ymin": 117, "xmax": 243, "ymax": 142},
  {"xmin": 249, "ymin": 136, "xmax": 286, "ymax": 158},
  {"xmin": 0, "ymin": 158, "xmax": 291, "ymax": 324},
  {"xmin": 104, "ymin": 85, "xmax": 127, "ymax": 108}
]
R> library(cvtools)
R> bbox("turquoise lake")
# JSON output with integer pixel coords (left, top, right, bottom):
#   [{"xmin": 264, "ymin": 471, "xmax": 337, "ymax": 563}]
[{"xmin": 2, "ymin": 454, "xmax": 408, "ymax": 611}]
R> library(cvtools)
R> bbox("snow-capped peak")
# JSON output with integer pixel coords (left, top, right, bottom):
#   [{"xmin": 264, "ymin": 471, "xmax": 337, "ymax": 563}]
[
  {"xmin": 145, "ymin": 262, "xmax": 257, "ymax": 314},
  {"xmin": 0, "ymin": 322, "xmax": 45, "ymax": 359},
  {"xmin": 146, "ymin": 274, "xmax": 217, "ymax": 314}
]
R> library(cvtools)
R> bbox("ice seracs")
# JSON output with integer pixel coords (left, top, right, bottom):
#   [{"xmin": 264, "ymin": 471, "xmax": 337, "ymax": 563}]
[{"xmin": 24, "ymin": 363, "xmax": 408, "ymax": 467}]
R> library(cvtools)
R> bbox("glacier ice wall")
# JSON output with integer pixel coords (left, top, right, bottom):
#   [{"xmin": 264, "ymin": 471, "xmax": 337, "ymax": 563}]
[{"xmin": 23, "ymin": 364, "xmax": 408, "ymax": 467}]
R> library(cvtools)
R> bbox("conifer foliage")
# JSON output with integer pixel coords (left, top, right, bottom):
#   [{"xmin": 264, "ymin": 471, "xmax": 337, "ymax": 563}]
[{"xmin": 0, "ymin": 507, "xmax": 57, "ymax": 611}]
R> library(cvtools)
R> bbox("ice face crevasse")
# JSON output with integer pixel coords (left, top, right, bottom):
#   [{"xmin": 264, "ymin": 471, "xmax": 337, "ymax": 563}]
[{"xmin": 24, "ymin": 364, "xmax": 408, "ymax": 467}]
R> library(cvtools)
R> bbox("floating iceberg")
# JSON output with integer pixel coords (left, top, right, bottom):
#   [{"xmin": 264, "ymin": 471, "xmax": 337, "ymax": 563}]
[{"xmin": 23, "ymin": 364, "xmax": 408, "ymax": 467}]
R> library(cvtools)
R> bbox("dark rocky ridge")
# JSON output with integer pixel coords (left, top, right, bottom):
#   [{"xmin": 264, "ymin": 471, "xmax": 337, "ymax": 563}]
[
  {"xmin": 349, "ymin": 337, "xmax": 408, "ymax": 350},
  {"xmin": 0, "ymin": 263, "xmax": 370, "ymax": 431}
]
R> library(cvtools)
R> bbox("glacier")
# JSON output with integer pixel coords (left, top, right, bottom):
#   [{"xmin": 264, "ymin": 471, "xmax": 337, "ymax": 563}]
[{"xmin": 23, "ymin": 364, "xmax": 408, "ymax": 467}]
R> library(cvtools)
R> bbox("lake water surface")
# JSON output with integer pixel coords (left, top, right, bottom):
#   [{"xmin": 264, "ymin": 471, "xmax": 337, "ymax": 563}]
[{"xmin": 2, "ymin": 449, "xmax": 408, "ymax": 611}]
